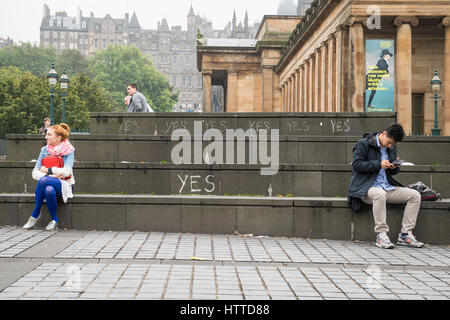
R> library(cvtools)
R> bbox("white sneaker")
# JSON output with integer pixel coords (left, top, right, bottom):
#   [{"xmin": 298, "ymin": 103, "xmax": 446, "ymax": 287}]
[
  {"xmin": 375, "ymin": 233, "xmax": 394, "ymax": 249},
  {"xmin": 45, "ymin": 220, "xmax": 58, "ymax": 231},
  {"xmin": 23, "ymin": 216, "xmax": 40, "ymax": 230},
  {"xmin": 397, "ymin": 232, "xmax": 424, "ymax": 248}
]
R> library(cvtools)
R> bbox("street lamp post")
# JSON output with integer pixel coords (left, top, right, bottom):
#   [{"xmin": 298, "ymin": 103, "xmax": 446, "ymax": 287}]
[
  {"xmin": 430, "ymin": 70, "xmax": 442, "ymax": 136},
  {"xmin": 46, "ymin": 64, "xmax": 58, "ymax": 125},
  {"xmin": 59, "ymin": 69, "xmax": 70, "ymax": 123}
]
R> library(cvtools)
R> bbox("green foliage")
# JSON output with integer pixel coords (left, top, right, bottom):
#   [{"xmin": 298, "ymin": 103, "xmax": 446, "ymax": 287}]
[
  {"xmin": 0, "ymin": 67, "xmax": 115, "ymax": 136},
  {"xmin": 89, "ymin": 45, "xmax": 178, "ymax": 112},
  {"xmin": 0, "ymin": 66, "xmax": 49, "ymax": 137},
  {"xmin": 0, "ymin": 44, "xmax": 90, "ymax": 78},
  {"xmin": 0, "ymin": 43, "xmax": 179, "ymax": 135},
  {"xmin": 0, "ymin": 43, "xmax": 57, "ymax": 77}
]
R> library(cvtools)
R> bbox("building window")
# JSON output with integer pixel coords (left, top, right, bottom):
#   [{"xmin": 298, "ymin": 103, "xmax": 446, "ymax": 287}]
[
  {"xmin": 197, "ymin": 75, "xmax": 202, "ymax": 88},
  {"xmin": 45, "ymin": 31, "xmax": 49, "ymax": 38},
  {"xmin": 94, "ymin": 39, "xmax": 98, "ymax": 49},
  {"xmin": 172, "ymin": 55, "xmax": 177, "ymax": 65},
  {"xmin": 82, "ymin": 21, "xmax": 87, "ymax": 29},
  {"xmin": 188, "ymin": 76, "xmax": 192, "ymax": 88},
  {"xmin": 182, "ymin": 76, "xmax": 187, "ymax": 88},
  {"xmin": 186, "ymin": 55, "xmax": 190, "ymax": 65},
  {"xmin": 172, "ymin": 75, "xmax": 177, "ymax": 87},
  {"xmin": 44, "ymin": 41, "xmax": 49, "ymax": 48},
  {"xmin": 53, "ymin": 32, "xmax": 57, "ymax": 39},
  {"xmin": 61, "ymin": 32, "xmax": 65, "ymax": 39},
  {"xmin": 60, "ymin": 42, "xmax": 65, "ymax": 50}
]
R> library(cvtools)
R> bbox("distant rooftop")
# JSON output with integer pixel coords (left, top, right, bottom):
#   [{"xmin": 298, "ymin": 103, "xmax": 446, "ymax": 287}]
[{"xmin": 203, "ymin": 38, "xmax": 257, "ymax": 48}]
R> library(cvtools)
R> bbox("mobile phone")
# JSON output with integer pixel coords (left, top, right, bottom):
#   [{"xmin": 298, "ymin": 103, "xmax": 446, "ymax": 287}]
[{"xmin": 392, "ymin": 159, "xmax": 405, "ymax": 166}]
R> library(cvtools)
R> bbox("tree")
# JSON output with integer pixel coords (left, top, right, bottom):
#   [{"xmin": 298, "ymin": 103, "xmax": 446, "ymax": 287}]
[
  {"xmin": 0, "ymin": 43, "xmax": 57, "ymax": 77},
  {"xmin": 0, "ymin": 44, "xmax": 89, "ymax": 77},
  {"xmin": 0, "ymin": 66, "xmax": 49, "ymax": 137},
  {"xmin": 0, "ymin": 66, "xmax": 116, "ymax": 136},
  {"xmin": 89, "ymin": 45, "xmax": 178, "ymax": 112}
]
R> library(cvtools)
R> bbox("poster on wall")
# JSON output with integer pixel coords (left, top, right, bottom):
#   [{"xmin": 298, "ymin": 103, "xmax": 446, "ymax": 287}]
[{"xmin": 365, "ymin": 39, "xmax": 395, "ymax": 112}]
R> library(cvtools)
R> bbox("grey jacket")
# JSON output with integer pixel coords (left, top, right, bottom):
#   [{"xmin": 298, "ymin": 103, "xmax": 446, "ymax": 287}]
[{"xmin": 127, "ymin": 91, "xmax": 153, "ymax": 112}]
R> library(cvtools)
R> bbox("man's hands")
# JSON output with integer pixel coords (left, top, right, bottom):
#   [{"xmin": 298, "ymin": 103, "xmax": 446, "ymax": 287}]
[{"xmin": 381, "ymin": 157, "xmax": 400, "ymax": 170}]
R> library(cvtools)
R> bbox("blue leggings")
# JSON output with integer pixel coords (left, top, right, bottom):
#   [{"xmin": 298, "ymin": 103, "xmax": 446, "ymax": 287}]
[{"xmin": 31, "ymin": 176, "xmax": 62, "ymax": 222}]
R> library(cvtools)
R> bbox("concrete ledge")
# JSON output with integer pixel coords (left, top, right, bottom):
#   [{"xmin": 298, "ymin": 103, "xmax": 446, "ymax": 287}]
[
  {"xmin": 89, "ymin": 112, "xmax": 395, "ymax": 135},
  {"xmin": 1, "ymin": 162, "xmax": 449, "ymax": 198},
  {"xmin": 7, "ymin": 134, "xmax": 450, "ymax": 166},
  {"xmin": 0, "ymin": 194, "xmax": 448, "ymax": 244}
]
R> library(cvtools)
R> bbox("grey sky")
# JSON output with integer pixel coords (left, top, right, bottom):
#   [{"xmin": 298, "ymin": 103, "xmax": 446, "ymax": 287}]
[{"xmin": 0, "ymin": 0, "xmax": 281, "ymax": 44}]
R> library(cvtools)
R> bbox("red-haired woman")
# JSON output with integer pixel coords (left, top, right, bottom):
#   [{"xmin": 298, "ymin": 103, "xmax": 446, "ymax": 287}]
[{"xmin": 23, "ymin": 123, "xmax": 75, "ymax": 231}]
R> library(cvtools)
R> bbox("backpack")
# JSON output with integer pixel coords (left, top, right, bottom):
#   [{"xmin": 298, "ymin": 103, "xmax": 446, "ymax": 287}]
[
  {"xmin": 408, "ymin": 181, "xmax": 441, "ymax": 201},
  {"xmin": 41, "ymin": 155, "xmax": 72, "ymax": 180}
]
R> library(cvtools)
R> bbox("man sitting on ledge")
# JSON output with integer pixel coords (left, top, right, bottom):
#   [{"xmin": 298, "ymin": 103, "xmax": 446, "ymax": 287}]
[{"xmin": 348, "ymin": 123, "xmax": 424, "ymax": 249}]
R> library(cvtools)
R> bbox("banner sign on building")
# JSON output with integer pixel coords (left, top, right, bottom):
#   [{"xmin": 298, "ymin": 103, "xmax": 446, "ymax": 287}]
[{"xmin": 365, "ymin": 39, "xmax": 395, "ymax": 112}]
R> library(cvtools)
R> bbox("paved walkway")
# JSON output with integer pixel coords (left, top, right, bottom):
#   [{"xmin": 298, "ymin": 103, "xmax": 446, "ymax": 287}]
[{"xmin": 0, "ymin": 226, "xmax": 448, "ymax": 300}]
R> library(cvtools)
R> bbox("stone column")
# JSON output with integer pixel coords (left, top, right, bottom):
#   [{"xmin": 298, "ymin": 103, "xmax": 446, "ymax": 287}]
[
  {"xmin": 293, "ymin": 72, "xmax": 298, "ymax": 112},
  {"xmin": 227, "ymin": 71, "xmax": 238, "ymax": 112},
  {"xmin": 297, "ymin": 67, "xmax": 303, "ymax": 112},
  {"xmin": 202, "ymin": 70, "xmax": 212, "ymax": 112},
  {"xmin": 395, "ymin": 16, "xmax": 419, "ymax": 134},
  {"xmin": 335, "ymin": 28, "xmax": 343, "ymax": 112},
  {"xmin": 262, "ymin": 67, "xmax": 274, "ymax": 112},
  {"xmin": 321, "ymin": 43, "xmax": 328, "ymax": 112},
  {"xmin": 328, "ymin": 34, "xmax": 335, "ymax": 112},
  {"xmin": 287, "ymin": 77, "xmax": 292, "ymax": 112},
  {"xmin": 443, "ymin": 17, "xmax": 450, "ymax": 136},
  {"xmin": 309, "ymin": 56, "xmax": 314, "ymax": 112},
  {"xmin": 348, "ymin": 17, "xmax": 365, "ymax": 112},
  {"xmin": 314, "ymin": 49, "xmax": 320, "ymax": 112}
]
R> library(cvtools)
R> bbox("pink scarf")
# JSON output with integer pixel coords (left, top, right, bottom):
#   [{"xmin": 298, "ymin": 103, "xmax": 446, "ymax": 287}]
[{"xmin": 47, "ymin": 140, "xmax": 75, "ymax": 157}]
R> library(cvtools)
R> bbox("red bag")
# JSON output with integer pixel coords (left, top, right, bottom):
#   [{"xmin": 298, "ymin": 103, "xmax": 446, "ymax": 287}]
[{"xmin": 41, "ymin": 155, "xmax": 72, "ymax": 180}]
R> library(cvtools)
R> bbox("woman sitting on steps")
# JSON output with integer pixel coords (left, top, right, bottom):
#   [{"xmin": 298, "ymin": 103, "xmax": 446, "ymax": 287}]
[{"xmin": 23, "ymin": 123, "xmax": 75, "ymax": 231}]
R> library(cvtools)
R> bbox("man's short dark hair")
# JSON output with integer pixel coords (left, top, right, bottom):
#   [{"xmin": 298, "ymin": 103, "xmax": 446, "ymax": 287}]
[
  {"xmin": 384, "ymin": 123, "xmax": 405, "ymax": 142},
  {"xmin": 127, "ymin": 83, "xmax": 138, "ymax": 90}
]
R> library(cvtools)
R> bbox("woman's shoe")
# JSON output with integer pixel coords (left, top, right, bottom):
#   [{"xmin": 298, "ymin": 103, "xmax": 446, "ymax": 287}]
[
  {"xmin": 23, "ymin": 216, "xmax": 40, "ymax": 230},
  {"xmin": 45, "ymin": 220, "xmax": 58, "ymax": 231}
]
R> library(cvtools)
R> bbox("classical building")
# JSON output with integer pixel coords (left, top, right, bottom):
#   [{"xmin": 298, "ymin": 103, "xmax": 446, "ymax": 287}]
[
  {"xmin": 198, "ymin": 0, "xmax": 450, "ymax": 136},
  {"xmin": 40, "ymin": 4, "xmax": 259, "ymax": 111},
  {"xmin": 197, "ymin": 16, "xmax": 302, "ymax": 112}
]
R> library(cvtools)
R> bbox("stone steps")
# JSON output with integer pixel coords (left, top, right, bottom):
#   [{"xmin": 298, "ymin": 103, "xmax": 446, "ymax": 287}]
[
  {"xmin": 1, "ymin": 162, "xmax": 449, "ymax": 198},
  {"xmin": 6, "ymin": 134, "xmax": 450, "ymax": 165},
  {"xmin": 90, "ymin": 111, "xmax": 395, "ymax": 135},
  {"xmin": 1, "ymin": 194, "xmax": 448, "ymax": 244}
]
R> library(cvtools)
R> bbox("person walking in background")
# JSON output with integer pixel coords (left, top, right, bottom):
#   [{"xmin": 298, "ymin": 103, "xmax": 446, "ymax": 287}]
[
  {"xmin": 125, "ymin": 83, "xmax": 154, "ymax": 112},
  {"xmin": 348, "ymin": 123, "xmax": 424, "ymax": 249},
  {"xmin": 23, "ymin": 123, "xmax": 75, "ymax": 231},
  {"xmin": 39, "ymin": 118, "xmax": 51, "ymax": 135}
]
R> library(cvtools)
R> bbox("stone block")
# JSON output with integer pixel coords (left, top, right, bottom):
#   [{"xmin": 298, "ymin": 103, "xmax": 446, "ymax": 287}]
[
  {"xmin": 294, "ymin": 206, "xmax": 352, "ymax": 240},
  {"xmin": 71, "ymin": 203, "xmax": 127, "ymax": 231},
  {"xmin": 126, "ymin": 205, "xmax": 181, "ymax": 233},
  {"xmin": 181, "ymin": 206, "xmax": 236, "ymax": 234},
  {"xmin": 237, "ymin": 206, "xmax": 294, "ymax": 237}
]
